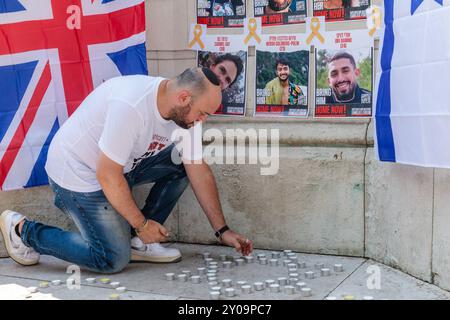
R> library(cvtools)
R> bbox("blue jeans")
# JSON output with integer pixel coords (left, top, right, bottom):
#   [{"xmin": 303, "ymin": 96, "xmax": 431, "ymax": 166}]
[{"xmin": 20, "ymin": 145, "xmax": 189, "ymax": 274}]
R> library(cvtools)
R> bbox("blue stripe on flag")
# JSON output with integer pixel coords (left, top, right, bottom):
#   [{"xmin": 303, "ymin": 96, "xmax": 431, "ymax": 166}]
[
  {"xmin": 411, "ymin": 0, "xmax": 424, "ymax": 15},
  {"xmin": 412, "ymin": 0, "xmax": 444, "ymax": 14},
  {"xmin": 107, "ymin": 43, "xmax": 148, "ymax": 76},
  {"xmin": 0, "ymin": 0, "xmax": 25, "ymax": 13},
  {"xmin": 102, "ymin": 0, "xmax": 117, "ymax": 3},
  {"xmin": 24, "ymin": 119, "xmax": 60, "ymax": 188},
  {"xmin": 0, "ymin": 60, "xmax": 38, "ymax": 143},
  {"xmin": 376, "ymin": 0, "xmax": 396, "ymax": 162}
]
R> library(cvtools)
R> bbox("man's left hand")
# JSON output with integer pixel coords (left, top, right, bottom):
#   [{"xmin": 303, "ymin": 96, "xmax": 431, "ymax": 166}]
[{"xmin": 220, "ymin": 230, "xmax": 253, "ymax": 256}]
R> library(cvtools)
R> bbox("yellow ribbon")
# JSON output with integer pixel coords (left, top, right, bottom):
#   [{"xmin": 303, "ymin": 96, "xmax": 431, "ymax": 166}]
[
  {"xmin": 306, "ymin": 17, "xmax": 325, "ymax": 45},
  {"xmin": 244, "ymin": 18, "xmax": 261, "ymax": 45},
  {"xmin": 368, "ymin": 7, "xmax": 382, "ymax": 37},
  {"xmin": 188, "ymin": 24, "xmax": 205, "ymax": 49}
]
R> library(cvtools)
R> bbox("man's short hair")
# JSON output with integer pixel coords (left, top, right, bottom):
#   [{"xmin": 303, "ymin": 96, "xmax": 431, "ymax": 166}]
[
  {"xmin": 275, "ymin": 58, "xmax": 290, "ymax": 69},
  {"xmin": 328, "ymin": 51, "xmax": 357, "ymax": 69},
  {"xmin": 176, "ymin": 67, "xmax": 218, "ymax": 99},
  {"xmin": 213, "ymin": 53, "xmax": 244, "ymax": 87}
]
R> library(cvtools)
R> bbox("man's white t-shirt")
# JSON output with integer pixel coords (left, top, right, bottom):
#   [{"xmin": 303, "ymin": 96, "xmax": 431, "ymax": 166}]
[{"xmin": 45, "ymin": 75, "xmax": 203, "ymax": 193}]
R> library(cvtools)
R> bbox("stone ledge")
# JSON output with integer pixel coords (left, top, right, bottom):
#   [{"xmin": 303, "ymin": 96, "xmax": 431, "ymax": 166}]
[{"xmin": 204, "ymin": 118, "xmax": 371, "ymax": 147}]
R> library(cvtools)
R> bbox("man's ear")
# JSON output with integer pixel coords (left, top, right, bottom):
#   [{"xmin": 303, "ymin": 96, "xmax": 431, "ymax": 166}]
[
  {"xmin": 355, "ymin": 68, "xmax": 361, "ymax": 78},
  {"xmin": 177, "ymin": 90, "xmax": 192, "ymax": 105}
]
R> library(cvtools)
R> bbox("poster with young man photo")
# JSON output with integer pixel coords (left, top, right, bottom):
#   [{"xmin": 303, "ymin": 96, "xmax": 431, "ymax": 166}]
[{"xmin": 255, "ymin": 50, "xmax": 309, "ymax": 117}]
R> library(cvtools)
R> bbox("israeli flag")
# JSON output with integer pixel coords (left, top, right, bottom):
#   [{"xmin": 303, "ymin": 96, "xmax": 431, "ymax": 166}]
[{"xmin": 375, "ymin": 0, "xmax": 450, "ymax": 168}]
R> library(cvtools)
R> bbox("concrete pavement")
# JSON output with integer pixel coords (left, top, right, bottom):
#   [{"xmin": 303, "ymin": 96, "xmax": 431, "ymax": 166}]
[{"xmin": 0, "ymin": 243, "xmax": 448, "ymax": 300}]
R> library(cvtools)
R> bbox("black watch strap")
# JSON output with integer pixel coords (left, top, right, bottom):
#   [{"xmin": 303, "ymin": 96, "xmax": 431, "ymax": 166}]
[{"xmin": 215, "ymin": 225, "xmax": 229, "ymax": 240}]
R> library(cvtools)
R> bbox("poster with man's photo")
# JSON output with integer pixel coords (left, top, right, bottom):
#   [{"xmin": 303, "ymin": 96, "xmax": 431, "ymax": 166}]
[
  {"xmin": 315, "ymin": 48, "xmax": 373, "ymax": 118},
  {"xmin": 313, "ymin": 0, "xmax": 370, "ymax": 21},
  {"xmin": 198, "ymin": 51, "xmax": 247, "ymax": 116},
  {"xmin": 197, "ymin": 0, "xmax": 246, "ymax": 28},
  {"xmin": 255, "ymin": 50, "xmax": 309, "ymax": 117},
  {"xmin": 254, "ymin": 0, "xmax": 307, "ymax": 26}
]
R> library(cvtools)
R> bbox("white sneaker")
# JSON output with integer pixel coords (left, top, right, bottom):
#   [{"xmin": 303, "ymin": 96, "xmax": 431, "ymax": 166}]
[
  {"xmin": 0, "ymin": 210, "xmax": 40, "ymax": 266},
  {"xmin": 130, "ymin": 237, "xmax": 181, "ymax": 263}
]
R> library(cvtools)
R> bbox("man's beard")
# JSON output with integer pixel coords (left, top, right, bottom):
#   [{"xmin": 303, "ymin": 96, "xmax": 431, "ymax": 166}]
[
  {"xmin": 333, "ymin": 81, "xmax": 356, "ymax": 102},
  {"xmin": 168, "ymin": 104, "xmax": 193, "ymax": 129}
]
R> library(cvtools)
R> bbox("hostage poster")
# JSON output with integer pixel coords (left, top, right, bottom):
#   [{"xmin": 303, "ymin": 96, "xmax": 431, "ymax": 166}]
[
  {"xmin": 197, "ymin": 0, "xmax": 246, "ymax": 28},
  {"xmin": 254, "ymin": 0, "xmax": 307, "ymax": 26}
]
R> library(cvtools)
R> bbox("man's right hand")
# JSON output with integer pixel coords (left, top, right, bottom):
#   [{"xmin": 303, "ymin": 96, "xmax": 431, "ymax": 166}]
[{"xmin": 137, "ymin": 219, "xmax": 169, "ymax": 244}]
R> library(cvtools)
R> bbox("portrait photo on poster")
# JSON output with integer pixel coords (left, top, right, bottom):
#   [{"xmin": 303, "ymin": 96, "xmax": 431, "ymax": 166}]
[
  {"xmin": 254, "ymin": 0, "xmax": 307, "ymax": 26},
  {"xmin": 198, "ymin": 51, "xmax": 247, "ymax": 116},
  {"xmin": 314, "ymin": 47, "xmax": 373, "ymax": 118},
  {"xmin": 197, "ymin": 0, "xmax": 246, "ymax": 28},
  {"xmin": 255, "ymin": 50, "xmax": 309, "ymax": 117},
  {"xmin": 312, "ymin": 0, "xmax": 371, "ymax": 22}
]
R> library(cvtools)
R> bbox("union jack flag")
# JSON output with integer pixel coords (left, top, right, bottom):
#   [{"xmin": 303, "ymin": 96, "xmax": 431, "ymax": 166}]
[{"xmin": 0, "ymin": 0, "xmax": 148, "ymax": 190}]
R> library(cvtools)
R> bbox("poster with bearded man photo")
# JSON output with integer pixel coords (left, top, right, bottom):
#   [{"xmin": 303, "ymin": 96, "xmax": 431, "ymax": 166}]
[
  {"xmin": 254, "ymin": 0, "xmax": 307, "ymax": 26},
  {"xmin": 315, "ymin": 48, "xmax": 373, "ymax": 118}
]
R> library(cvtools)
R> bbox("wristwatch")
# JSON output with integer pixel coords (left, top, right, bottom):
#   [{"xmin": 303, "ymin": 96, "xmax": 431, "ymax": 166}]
[{"xmin": 215, "ymin": 225, "xmax": 230, "ymax": 242}]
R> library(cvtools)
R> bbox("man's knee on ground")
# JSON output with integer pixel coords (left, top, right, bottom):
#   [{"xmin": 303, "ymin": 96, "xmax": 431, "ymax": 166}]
[{"xmin": 90, "ymin": 249, "xmax": 130, "ymax": 274}]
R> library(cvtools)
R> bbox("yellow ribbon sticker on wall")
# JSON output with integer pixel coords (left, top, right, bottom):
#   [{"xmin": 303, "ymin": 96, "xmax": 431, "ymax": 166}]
[
  {"xmin": 244, "ymin": 18, "xmax": 262, "ymax": 45},
  {"xmin": 368, "ymin": 6, "xmax": 382, "ymax": 37},
  {"xmin": 188, "ymin": 24, "xmax": 205, "ymax": 49},
  {"xmin": 306, "ymin": 17, "xmax": 325, "ymax": 45}
]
